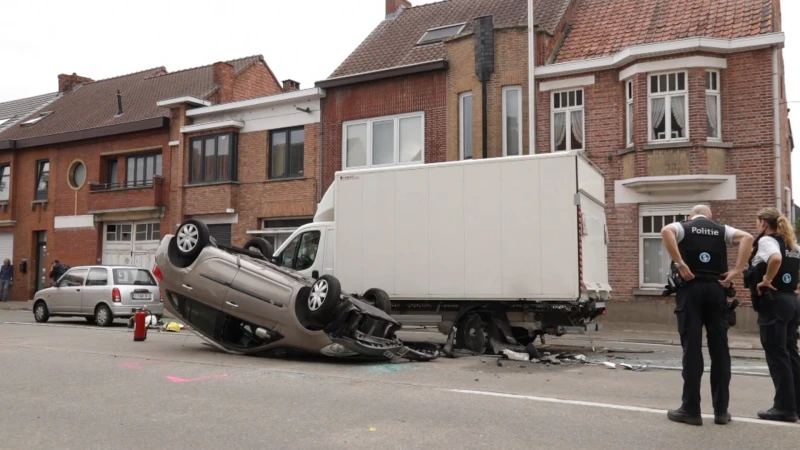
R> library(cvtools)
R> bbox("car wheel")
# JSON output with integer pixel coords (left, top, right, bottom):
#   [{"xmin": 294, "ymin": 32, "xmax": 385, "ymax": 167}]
[
  {"xmin": 85, "ymin": 317, "xmax": 96, "ymax": 324},
  {"xmin": 306, "ymin": 275, "xmax": 342, "ymax": 323},
  {"xmin": 456, "ymin": 314, "xmax": 487, "ymax": 354},
  {"xmin": 362, "ymin": 288, "xmax": 392, "ymax": 314},
  {"xmin": 175, "ymin": 219, "xmax": 210, "ymax": 260},
  {"xmin": 94, "ymin": 304, "xmax": 113, "ymax": 327},
  {"xmin": 243, "ymin": 237, "xmax": 274, "ymax": 259},
  {"xmin": 33, "ymin": 301, "xmax": 50, "ymax": 323}
]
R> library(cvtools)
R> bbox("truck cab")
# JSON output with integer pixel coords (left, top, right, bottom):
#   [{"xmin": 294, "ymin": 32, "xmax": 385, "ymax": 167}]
[{"xmin": 272, "ymin": 222, "xmax": 335, "ymax": 282}]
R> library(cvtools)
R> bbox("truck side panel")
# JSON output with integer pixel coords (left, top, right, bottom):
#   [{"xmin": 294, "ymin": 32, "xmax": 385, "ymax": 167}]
[
  {"xmin": 333, "ymin": 175, "xmax": 364, "ymax": 294},
  {"xmin": 362, "ymin": 173, "xmax": 396, "ymax": 295},
  {"xmin": 501, "ymin": 159, "xmax": 543, "ymax": 296},
  {"xmin": 579, "ymin": 193, "xmax": 610, "ymax": 289},
  {"xmin": 539, "ymin": 156, "xmax": 579, "ymax": 298},
  {"xmin": 393, "ymin": 169, "xmax": 430, "ymax": 296},
  {"xmin": 429, "ymin": 166, "xmax": 466, "ymax": 295},
  {"xmin": 464, "ymin": 162, "xmax": 504, "ymax": 296}
]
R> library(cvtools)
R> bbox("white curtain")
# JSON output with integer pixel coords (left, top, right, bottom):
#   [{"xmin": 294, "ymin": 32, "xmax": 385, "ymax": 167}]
[
  {"xmin": 651, "ymin": 98, "xmax": 665, "ymax": 137},
  {"xmin": 554, "ymin": 112, "xmax": 567, "ymax": 149},
  {"xmin": 671, "ymin": 95, "xmax": 686, "ymax": 135},
  {"xmin": 706, "ymin": 95, "xmax": 719, "ymax": 138},
  {"xmin": 570, "ymin": 110, "xmax": 584, "ymax": 149}
]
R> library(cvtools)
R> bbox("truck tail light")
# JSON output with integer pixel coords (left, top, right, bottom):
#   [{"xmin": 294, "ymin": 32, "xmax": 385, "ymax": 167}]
[{"xmin": 112, "ymin": 287, "xmax": 122, "ymax": 303}]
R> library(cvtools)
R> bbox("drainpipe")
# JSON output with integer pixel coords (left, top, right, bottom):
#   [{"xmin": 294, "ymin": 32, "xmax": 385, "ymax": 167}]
[
  {"xmin": 773, "ymin": 47, "xmax": 782, "ymax": 210},
  {"xmin": 528, "ymin": 0, "xmax": 536, "ymax": 154}
]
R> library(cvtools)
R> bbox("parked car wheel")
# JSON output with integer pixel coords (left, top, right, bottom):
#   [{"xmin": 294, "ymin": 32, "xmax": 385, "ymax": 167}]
[
  {"xmin": 243, "ymin": 237, "xmax": 274, "ymax": 259},
  {"xmin": 304, "ymin": 275, "xmax": 342, "ymax": 324},
  {"xmin": 362, "ymin": 288, "xmax": 392, "ymax": 315},
  {"xmin": 33, "ymin": 301, "xmax": 50, "ymax": 323},
  {"xmin": 175, "ymin": 219, "xmax": 210, "ymax": 260},
  {"xmin": 94, "ymin": 304, "xmax": 114, "ymax": 327}
]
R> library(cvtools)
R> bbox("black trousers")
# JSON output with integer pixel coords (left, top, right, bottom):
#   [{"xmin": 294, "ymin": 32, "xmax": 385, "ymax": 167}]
[
  {"xmin": 674, "ymin": 279, "xmax": 731, "ymax": 415},
  {"xmin": 757, "ymin": 290, "xmax": 800, "ymax": 413}
]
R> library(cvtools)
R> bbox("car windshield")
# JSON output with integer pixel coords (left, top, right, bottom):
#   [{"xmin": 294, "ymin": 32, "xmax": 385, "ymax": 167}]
[{"xmin": 113, "ymin": 268, "xmax": 156, "ymax": 286}]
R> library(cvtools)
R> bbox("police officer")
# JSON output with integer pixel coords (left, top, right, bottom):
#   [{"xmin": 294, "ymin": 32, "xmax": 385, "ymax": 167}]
[
  {"xmin": 748, "ymin": 207, "xmax": 800, "ymax": 423},
  {"xmin": 661, "ymin": 205, "xmax": 754, "ymax": 426}
]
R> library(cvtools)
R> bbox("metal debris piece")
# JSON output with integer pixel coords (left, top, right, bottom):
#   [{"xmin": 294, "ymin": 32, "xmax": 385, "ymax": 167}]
[
  {"xmin": 603, "ymin": 362, "xmax": 617, "ymax": 369},
  {"xmin": 503, "ymin": 349, "xmax": 531, "ymax": 362},
  {"xmin": 575, "ymin": 354, "xmax": 587, "ymax": 362}
]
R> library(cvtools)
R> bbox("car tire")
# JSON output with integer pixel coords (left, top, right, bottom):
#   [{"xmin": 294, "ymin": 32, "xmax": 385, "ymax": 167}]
[
  {"xmin": 362, "ymin": 288, "xmax": 392, "ymax": 315},
  {"xmin": 94, "ymin": 304, "xmax": 114, "ymax": 327},
  {"xmin": 175, "ymin": 219, "xmax": 210, "ymax": 261},
  {"xmin": 33, "ymin": 301, "xmax": 50, "ymax": 323},
  {"xmin": 306, "ymin": 275, "xmax": 342, "ymax": 324},
  {"xmin": 456, "ymin": 314, "xmax": 487, "ymax": 354},
  {"xmin": 243, "ymin": 237, "xmax": 274, "ymax": 259}
]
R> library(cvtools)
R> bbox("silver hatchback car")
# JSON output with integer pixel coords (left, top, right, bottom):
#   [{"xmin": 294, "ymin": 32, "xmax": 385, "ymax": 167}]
[{"xmin": 32, "ymin": 265, "xmax": 164, "ymax": 326}]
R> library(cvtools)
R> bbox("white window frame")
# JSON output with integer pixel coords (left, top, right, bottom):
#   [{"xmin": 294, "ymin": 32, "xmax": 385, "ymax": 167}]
[
  {"xmin": 647, "ymin": 70, "xmax": 689, "ymax": 143},
  {"xmin": 550, "ymin": 88, "xmax": 585, "ymax": 152},
  {"xmin": 459, "ymin": 92, "xmax": 473, "ymax": 160},
  {"xmin": 341, "ymin": 111, "xmax": 425, "ymax": 170},
  {"xmin": 638, "ymin": 203, "xmax": 706, "ymax": 289},
  {"xmin": 625, "ymin": 79, "xmax": 634, "ymax": 147},
  {"xmin": 502, "ymin": 85, "xmax": 524, "ymax": 156},
  {"xmin": 706, "ymin": 70, "xmax": 722, "ymax": 142}
]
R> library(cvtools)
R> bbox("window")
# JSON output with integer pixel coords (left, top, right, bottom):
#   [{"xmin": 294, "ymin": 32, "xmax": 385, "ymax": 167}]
[
  {"xmin": 20, "ymin": 112, "xmax": 52, "ymax": 127},
  {"xmin": 0, "ymin": 164, "xmax": 10, "ymax": 202},
  {"xmin": 106, "ymin": 224, "xmax": 132, "ymax": 242},
  {"xmin": 503, "ymin": 86, "xmax": 523, "ymax": 156},
  {"xmin": 551, "ymin": 88, "xmax": 584, "ymax": 152},
  {"xmin": 706, "ymin": 71, "xmax": 721, "ymax": 140},
  {"xmin": 649, "ymin": 71, "xmax": 688, "ymax": 142},
  {"xmin": 343, "ymin": 113, "xmax": 424, "ymax": 169},
  {"xmin": 639, "ymin": 205, "xmax": 692, "ymax": 288},
  {"xmin": 35, "ymin": 160, "xmax": 49, "ymax": 200},
  {"xmin": 270, "ymin": 127, "xmax": 305, "ymax": 179},
  {"xmin": 86, "ymin": 268, "xmax": 109, "ymax": 286},
  {"xmin": 60, "ymin": 268, "xmax": 88, "ymax": 287},
  {"xmin": 113, "ymin": 268, "xmax": 156, "ymax": 286},
  {"xmin": 189, "ymin": 132, "xmax": 237, "ymax": 184},
  {"xmin": 626, "ymin": 80, "xmax": 634, "ymax": 147},
  {"xmin": 135, "ymin": 223, "xmax": 160, "ymax": 241},
  {"xmin": 417, "ymin": 23, "xmax": 466, "ymax": 45},
  {"xmin": 459, "ymin": 92, "xmax": 473, "ymax": 160},
  {"xmin": 259, "ymin": 217, "xmax": 313, "ymax": 250},
  {"xmin": 278, "ymin": 230, "xmax": 321, "ymax": 271},
  {"xmin": 107, "ymin": 159, "xmax": 119, "ymax": 185},
  {"xmin": 127, "ymin": 154, "xmax": 162, "ymax": 187},
  {"xmin": 68, "ymin": 160, "xmax": 86, "ymax": 189}
]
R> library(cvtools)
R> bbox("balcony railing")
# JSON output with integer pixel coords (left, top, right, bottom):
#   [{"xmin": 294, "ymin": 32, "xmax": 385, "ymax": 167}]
[{"xmin": 89, "ymin": 179, "xmax": 156, "ymax": 192}]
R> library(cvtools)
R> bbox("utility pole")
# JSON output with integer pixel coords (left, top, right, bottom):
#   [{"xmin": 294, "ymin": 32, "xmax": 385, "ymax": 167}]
[{"xmin": 528, "ymin": 0, "xmax": 536, "ymax": 155}]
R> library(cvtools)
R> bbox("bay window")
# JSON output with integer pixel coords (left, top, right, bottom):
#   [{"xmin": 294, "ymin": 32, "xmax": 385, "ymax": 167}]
[
  {"xmin": 343, "ymin": 112, "xmax": 424, "ymax": 169},
  {"xmin": 551, "ymin": 88, "xmax": 584, "ymax": 152},
  {"xmin": 706, "ymin": 70, "xmax": 721, "ymax": 140},
  {"xmin": 648, "ymin": 71, "xmax": 688, "ymax": 142}
]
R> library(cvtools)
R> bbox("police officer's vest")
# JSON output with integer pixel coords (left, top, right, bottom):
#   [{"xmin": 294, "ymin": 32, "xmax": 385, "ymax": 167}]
[
  {"xmin": 678, "ymin": 217, "xmax": 728, "ymax": 277},
  {"xmin": 754, "ymin": 234, "xmax": 800, "ymax": 292}
]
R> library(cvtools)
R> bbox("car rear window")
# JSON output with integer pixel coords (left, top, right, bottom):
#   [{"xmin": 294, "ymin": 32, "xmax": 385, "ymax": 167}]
[{"xmin": 113, "ymin": 268, "xmax": 156, "ymax": 286}]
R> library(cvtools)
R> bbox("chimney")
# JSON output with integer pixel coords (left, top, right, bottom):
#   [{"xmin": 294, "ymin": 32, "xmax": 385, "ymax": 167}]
[
  {"xmin": 386, "ymin": 0, "xmax": 411, "ymax": 18},
  {"xmin": 282, "ymin": 79, "xmax": 300, "ymax": 92},
  {"xmin": 212, "ymin": 61, "xmax": 235, "ymax": 104},
  {"xmin": 58, "ymin": 73, "xmax": 94, "ymax": 93}
]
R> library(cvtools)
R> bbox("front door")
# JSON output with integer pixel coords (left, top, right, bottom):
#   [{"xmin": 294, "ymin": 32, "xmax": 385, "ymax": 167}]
[
  {"xmin": 51, "ymin": 267, "xmax": 87, "ymax": 314},
  {"xmin": 35, "ymin": 231, "xmax": 47, "ymax": 292}
]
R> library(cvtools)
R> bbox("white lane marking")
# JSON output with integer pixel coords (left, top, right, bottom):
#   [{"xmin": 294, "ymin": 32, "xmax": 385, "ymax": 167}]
[{"xmin": 451, "ymin": 389, "xmax": 800, "ymax": 428}]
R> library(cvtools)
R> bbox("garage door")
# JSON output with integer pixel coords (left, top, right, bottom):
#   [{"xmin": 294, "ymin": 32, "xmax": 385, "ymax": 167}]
[
  {"xmin": 208, "ymin": 224, "xmax": 231, "ymax": 247},
  {"xmin": 102, "ymin": 221, "xmax": 161, "ymax": 269},
  {"xmin": 0, "ymin": 232, "xmax": 13, "ymax": 264}
]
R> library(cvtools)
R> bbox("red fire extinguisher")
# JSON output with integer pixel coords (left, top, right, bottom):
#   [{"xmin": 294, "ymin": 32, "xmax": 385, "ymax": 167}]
[{"xmin": 133, "ymin": 309, "xmax": 149, "ymax": 342}]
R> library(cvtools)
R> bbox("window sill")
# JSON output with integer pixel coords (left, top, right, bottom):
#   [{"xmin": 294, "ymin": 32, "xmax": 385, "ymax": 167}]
[
  {"xmin": 643, "ymin": 141, "xmax": 692, "ymax": 151},
  {"xmin": 633, "ymin": 288, "xmax": 666, "ymax": 297},
  {"xmin": 617, "ymin": 147, "xmax": 636, "ymax": 156},
  {"xmin": 184, "ymin": 181, "xmax": 240, "ymax": 188},
  {"xmin": 701, "ymin": 141, "xmax": 733, "ymax": 149},
  {"xmin": 264, "ymin": 176, "xmax": 307, "ymax": 183},
  {"xmin": 89, "ymin": 185, "xmax": 153, "ymax": 194}
]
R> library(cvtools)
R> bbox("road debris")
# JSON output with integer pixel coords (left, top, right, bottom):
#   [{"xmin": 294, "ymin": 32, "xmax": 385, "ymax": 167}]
[
  {"xmin": 603, "ymin": 362, "xmax": 617, "ymax": 369},
  {"xmin": 502, "ymin": 349, "xmax": 531, "ymax": 362}
]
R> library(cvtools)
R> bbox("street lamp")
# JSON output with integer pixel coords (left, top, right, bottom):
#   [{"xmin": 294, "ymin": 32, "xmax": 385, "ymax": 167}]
[{"xmin": 528, "ymin": 0, "xmax": 536, "ymax": 155}]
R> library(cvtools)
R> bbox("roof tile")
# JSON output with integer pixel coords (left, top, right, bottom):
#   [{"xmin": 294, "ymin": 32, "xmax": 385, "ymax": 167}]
[{"xmin": 0, "ymin": 92, "xmax": 61, "ymax": 133}]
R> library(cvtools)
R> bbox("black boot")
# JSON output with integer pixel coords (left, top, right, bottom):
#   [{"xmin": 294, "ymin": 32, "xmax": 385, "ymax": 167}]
[
  {"xmin": 668, "ymin": 408, "xmax": 703, "ymax": 426},
  {"xmin": 757, "ymin": 408, "xmax": 799, "ymax": 423},
  {"xmin": 714, "ymin": 412, "xmax": 732, "ymax": 425}
]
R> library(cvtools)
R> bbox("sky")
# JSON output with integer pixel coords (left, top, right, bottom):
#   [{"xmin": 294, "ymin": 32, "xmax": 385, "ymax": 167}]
[{"xmin": 2, "ymin": 0, "xmax": 798, "ymax": 191}]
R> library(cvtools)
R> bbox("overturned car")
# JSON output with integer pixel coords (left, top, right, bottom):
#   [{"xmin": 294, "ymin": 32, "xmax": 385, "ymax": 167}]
[{"xmin": 153, "ymin": 219, "xmax": 439, "ymax": 362}]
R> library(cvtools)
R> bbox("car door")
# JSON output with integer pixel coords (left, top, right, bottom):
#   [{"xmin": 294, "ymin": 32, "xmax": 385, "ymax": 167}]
[
  {"xmin": 81, "ymin": 267, "xmax": 111, "ymax": 314},
  {"xmin": 53, "ymin": 268, "xmax": 88, "ymax": 314},
  {"xmin": 276, "ymin": 230, "xmax": 322, "ymax": 278}
]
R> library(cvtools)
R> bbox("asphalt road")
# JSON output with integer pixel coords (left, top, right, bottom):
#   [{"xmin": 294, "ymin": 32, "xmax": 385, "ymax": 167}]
[{"xmin": 1, "ymin": 310, "xmax": 799, "ymax": 449}]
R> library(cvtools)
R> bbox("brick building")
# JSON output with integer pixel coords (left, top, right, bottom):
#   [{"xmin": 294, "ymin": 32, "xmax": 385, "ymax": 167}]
[
  {"xmin": 0, "ymin": 55, "xmax": 282, "ymax": 300},
  {"xmin": 162, "ymin": 80, "xmax": 326, "ymax": 251},
  {"xmin": 316, "ymin": 0, "xmax": 792, "ymax": 328}
]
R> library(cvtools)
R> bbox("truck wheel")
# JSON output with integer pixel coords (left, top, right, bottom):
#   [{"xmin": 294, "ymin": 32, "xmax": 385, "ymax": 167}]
[
  {"xmin": 362, "ymin": 288, "xmax": 391, "ymax": 314},
  {"xmin": 175, "ymin": 219, "xmax": 210, "ymax": 261},
  {"xmin": 305, "ymin": 275, "xmax": 342, "ymax": 324},
  {"xmin": 243, "ymin": 237, "xmax": 274, "ymax": 259},
  {"xmin": 456, "ymin": 314, "xmax": 487, "ymax": 354}
]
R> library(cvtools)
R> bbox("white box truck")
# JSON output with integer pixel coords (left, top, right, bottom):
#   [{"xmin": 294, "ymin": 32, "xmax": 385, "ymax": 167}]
[{"xmin": 249, "ymin": 150, "xmax": 610, "ymax": 353}]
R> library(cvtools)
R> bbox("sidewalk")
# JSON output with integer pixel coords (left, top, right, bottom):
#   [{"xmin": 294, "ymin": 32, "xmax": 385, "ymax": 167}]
[{"xmin": 0, "ymin": 300, "xmax": 177, "ymax": 319}]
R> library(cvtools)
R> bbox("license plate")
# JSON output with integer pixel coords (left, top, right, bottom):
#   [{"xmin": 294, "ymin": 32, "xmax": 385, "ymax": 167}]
[{"xmin": 132, "ymin": 293, "xmax": 151, "ymax": 300}]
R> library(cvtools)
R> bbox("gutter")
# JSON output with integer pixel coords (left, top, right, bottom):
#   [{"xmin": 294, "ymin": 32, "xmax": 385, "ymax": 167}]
[
  {"xmin": 773, "ymin": 47, "xmax": 782, "ymax": 210},
  {"xmin": 528, "ymin": 0, "xmax": 536, "ymax": 154},
  {"xmin": 0, "ymin": 117, "xmax": 169, "ymax": 150},
  {"xmin": 315, "ymin": 60, "xmax": 448, "ymax": 89}
]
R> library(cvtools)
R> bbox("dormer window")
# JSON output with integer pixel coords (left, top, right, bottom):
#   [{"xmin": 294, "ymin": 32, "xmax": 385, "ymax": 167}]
[
  {"xmin": 20, "ymin": 111, "xmax": 53, "ymax": 127},
  {"xmin": 416, "ymin": 23, "xmax": 466, "ymax": 45},
  {"xmin": 0, "ymin": 118, "xmax": 10, "ymax": 127}
]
